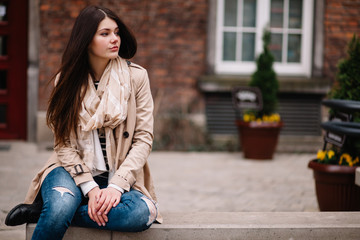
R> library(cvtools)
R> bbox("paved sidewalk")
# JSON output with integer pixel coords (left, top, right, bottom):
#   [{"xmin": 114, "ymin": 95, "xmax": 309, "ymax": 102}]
[{"xmin": 0, "ymin": 141, "xmax": 318, "ymax": 239}]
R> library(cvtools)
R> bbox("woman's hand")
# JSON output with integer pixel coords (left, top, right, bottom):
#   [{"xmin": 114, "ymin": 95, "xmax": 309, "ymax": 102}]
[
  {"xmin": 96, "ymin": 188, "xmax": 122, "ymax": 216},
  {"xmin": 88, "ymin": 187, "xmax": 106, "ymax": 226},
  {"xmin": 87, "ymin": 187, "xmax": 122, "ymax": 226}
]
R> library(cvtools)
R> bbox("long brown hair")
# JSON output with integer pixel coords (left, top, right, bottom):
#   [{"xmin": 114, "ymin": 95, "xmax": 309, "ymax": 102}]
[{"xmin": 46, "ymin": 6, "xmax": 137, "ymax": 146}]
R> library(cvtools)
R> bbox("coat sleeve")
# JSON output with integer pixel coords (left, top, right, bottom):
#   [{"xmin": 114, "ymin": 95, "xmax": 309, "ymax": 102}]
[
  {"xmin": 109, "ymin": 68, "xmax": 154, "ymax": 191},
  {"xmin": 54, "ymin": 139, "xmax": 94, "ymax": 185}
]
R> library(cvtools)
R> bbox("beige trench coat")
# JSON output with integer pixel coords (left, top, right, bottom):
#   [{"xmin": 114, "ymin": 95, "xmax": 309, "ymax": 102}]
[{"xmin": 24, "ymin": 63, "xmax": 162, "ymax": 223}]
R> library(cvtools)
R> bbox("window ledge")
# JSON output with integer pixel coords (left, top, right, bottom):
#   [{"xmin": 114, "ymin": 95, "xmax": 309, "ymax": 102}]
[{"xmin": 198, "ymin": 75, "xmax": 331, "ymax": 94}]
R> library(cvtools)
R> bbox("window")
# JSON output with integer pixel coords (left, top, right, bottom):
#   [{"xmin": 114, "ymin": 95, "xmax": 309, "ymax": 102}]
[{"xmin": 215, "ymin": 0, "xmax": 313, "ymax": 76}]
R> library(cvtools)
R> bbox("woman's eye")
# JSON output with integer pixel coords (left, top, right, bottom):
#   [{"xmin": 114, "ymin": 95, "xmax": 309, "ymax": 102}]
[{"xmin": 101, "ymin": 33, "xmax": 108, "ymax": 36}]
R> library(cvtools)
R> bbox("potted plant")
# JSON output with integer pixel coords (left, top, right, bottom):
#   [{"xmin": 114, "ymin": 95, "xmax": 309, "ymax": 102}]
[
  {"xmin": 235, "ymin": 30, "xmax": 283, "ymax": 160},
  {"xmin": 308, "ymin": 34, "xmax": 360, "ymax": 211},
  {"xmin": 309, "ymin": 149, "xmax": 360, "ymax": 211}
]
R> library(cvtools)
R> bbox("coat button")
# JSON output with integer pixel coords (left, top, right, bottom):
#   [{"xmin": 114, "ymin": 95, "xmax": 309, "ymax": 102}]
[{"xmin": 123, "ymin": 131, "xmax": 129, "ymax": 138}]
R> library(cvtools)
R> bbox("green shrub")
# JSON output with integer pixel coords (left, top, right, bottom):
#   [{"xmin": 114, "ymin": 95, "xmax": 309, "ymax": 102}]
[
  {"xmin": 330, "ymin": 34, "xmax": 360, "ymax": 119},
  {"xmin": 249, "ymin": 30, "xmax": 279, "ymax": 117}
]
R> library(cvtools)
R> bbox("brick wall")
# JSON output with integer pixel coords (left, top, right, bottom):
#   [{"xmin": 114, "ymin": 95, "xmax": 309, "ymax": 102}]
[
  {"xmin": 323, "ymin": 0, "xmax": 360, "ymax": 82},
  {"xmin": 38, "ymin": 0, "xmax": 208, "ymax": 115}
]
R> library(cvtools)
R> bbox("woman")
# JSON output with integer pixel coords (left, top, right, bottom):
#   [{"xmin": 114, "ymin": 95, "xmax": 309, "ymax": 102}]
[{"xmin": 5, "ymin": 5, "xmax": 161, "ymax": 239}]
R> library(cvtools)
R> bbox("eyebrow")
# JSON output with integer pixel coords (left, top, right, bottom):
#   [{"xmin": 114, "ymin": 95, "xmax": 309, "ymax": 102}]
[{"xmin": 98, "ymin": 27, "xmax": 119, "ymax": 32}]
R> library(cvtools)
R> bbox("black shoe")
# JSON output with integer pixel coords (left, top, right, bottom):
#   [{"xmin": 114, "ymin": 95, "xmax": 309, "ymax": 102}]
[{"xmin": 5, "ymin": 203, "xmax": 42, "ymax": 226}]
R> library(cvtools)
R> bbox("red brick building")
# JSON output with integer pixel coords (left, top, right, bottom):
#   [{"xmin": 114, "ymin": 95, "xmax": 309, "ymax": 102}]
[{"xmin": 1, "ymin": 0, "xmax": 359, "ymax": 151}]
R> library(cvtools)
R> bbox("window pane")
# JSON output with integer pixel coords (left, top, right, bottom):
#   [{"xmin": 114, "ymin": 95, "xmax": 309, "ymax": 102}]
[
  {"xmin": 0, "ymin": 70, "xmax": 6, "ymax": 90},
  {"xmin": 224, "ymin": 0, "xmax": 238, "ymax": 26},
  {"xmin": 270, "ymin": 33, "xmax": 282, "ymax": 62},
  {"xmin": 0, "ymin": 3, "xmax": 7, "ymax": 21},
  {"xmin": 0, "ymin": 36, "xmax": 7, "ymax": 56},
  {"xmin": 243, "ymin": 0, "xmax": 256, "ymax": 27},
  {"xmin": 270, "ymin": 0, "xmax": 284, "ymax": 28},
  {"xmin": 242, "ymin": 33, "xmax": 255, "ymax": 61},
  {"xmin": 289, "ymin": 0, "xmax": 302, "ymax": 28},
  {"xmin": 223, "ymin": 32, "xmax": 236, "ymax": 61},
  {"xmin": 0, "ymin": 104, "xmax": 6, "ymax": 124},
  {"xmin": 288, "ymin": 34, "xmax": 301, "ymax": 62}
]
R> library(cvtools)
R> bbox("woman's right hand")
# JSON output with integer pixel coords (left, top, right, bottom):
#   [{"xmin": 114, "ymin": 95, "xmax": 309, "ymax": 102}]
[{"xmin": 87, "ymin": 187, "xmax": 107, "ymax": 226}]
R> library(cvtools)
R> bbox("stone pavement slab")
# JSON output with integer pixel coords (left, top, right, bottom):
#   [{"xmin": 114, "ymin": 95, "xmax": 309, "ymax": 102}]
[
  {"xmin": 0, "ymin": 141, "xmax": 318, "ymax": 239},
  {"xmin": 150, "ymin": 151, "xmax": 318, "ymax": 213}
]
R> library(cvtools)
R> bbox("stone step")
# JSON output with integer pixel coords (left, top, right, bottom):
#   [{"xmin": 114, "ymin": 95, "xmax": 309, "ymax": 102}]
[
  {"xmin": 277, "ymin": 135, "xmax": 323, "ymax": 153},
  {"xmin": 26, "ymin": 212, "xmax": 360, "ymax": 240}
]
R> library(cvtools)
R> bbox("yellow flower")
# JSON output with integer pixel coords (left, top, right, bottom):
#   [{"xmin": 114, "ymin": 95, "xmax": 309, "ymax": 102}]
[
  {"xmin": 339, "ymin": 153, "xmax": 352, "ymax": 166},
  {"xmin": 243, "ymin": 114, "xmax": 250, "ymax": 122},
  {"xmin": 243, "ymin": 113, "xmax": 257, "ymax": 122},
  {"xmin": 272, "ymin": 113, "xmax": 281, "ymax": 122},
  {"xmin": 244, "ymin": 113, "xmax": 281, "ymax": 123},
  {"xmin": 317, "ymin": 150, "xmax": 326, "ymax": 161},
  {"xmin": 316, "ymin": 149, "xmax": 359, "ymax": 167},
  {"xmin": 327, "ymin": 150, "xmax": 335, "ymax": 159}
]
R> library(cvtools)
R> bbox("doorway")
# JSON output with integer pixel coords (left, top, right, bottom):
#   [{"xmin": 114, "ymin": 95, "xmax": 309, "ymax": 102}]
[{"xmin": 0, "ymin": 0, "xmax": 28, "ymax": 139}]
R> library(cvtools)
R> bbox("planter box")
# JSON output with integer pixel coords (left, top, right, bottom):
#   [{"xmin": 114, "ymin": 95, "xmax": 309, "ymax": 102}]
[
  {"xmin": 236, "ymin": 120, "xmax": 283, "ymax": 160},
  {"xmin": 308, "ymin": 160, "xmax": 360, "ymax": 211}
]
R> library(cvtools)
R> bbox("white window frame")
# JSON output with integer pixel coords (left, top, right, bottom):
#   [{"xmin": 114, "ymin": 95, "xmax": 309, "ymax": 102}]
[{"xmin": 215, "ymin": 0, "xmax": 314, "ymax": 77}]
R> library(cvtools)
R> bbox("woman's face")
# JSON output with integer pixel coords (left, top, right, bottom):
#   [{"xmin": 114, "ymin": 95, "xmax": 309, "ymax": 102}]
[{"xmin": 88, "ymin": 17, "xmax": 121, "ymax": 62}]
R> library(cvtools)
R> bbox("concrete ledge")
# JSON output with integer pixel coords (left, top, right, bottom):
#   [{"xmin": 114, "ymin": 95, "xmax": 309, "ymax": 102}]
[{"xmin": 26, "ymin": 212, "xmax": 360, "ymax": 240}]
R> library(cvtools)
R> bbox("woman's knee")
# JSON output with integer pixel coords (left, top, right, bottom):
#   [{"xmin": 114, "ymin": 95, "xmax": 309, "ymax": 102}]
[
  {"xmin": 42, "ymin": 167, "xmax": 82, "ymax": 200},
  {"xmin": 140, "ymin": 196, "xmax": 157, "ymax": 227},
  {"xmin": 119, "ymin": 191, "xmax": 158, "ymax": 231},
  {"xmin": 40, "ymin": 167, "xmax": 82, "ymax": 225},
  {"xmin": 45, "ymin": 186, "xmax": 81, "ymax": 211}
]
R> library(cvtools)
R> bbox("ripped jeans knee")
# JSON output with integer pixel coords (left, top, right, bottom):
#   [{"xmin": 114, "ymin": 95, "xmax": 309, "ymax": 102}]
[
  {"xmin": 141, "ymin": 196, "xmax": 158, "ymax": 226},
  {"xmin": 52, "ymin": 187, "xmax": 75, "ymax": 197},
  {"xmin": 32, "ymin": 167, "xmax": 82, "ymax": 240},
  {"xmin": 39, "ymin": 167, "xmax": 82, "ymax": 217}
]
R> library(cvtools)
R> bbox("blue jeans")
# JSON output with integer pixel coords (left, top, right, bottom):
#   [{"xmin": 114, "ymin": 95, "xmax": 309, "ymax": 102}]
[{"xmin": 32, "ymin": 167, "xmax": 157, "ymax": 240}]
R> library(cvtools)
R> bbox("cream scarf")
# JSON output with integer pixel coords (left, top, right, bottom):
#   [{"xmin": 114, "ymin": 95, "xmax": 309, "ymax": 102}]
[{"xmin": 73, "ymin": 57, "xmax": 131, "ymax": 172}]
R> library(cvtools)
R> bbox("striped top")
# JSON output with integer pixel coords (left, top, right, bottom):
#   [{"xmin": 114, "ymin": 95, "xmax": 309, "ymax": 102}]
[{"xmin": 97, "ymin": 128, "xmax": 109, "ymax": 170}]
